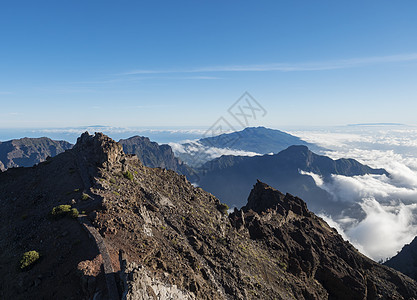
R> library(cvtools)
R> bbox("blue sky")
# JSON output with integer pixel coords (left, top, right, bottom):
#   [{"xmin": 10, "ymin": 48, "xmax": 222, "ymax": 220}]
[{"xmin": 1, "ymin": 1, "xmax": 417, "ymax": 129}]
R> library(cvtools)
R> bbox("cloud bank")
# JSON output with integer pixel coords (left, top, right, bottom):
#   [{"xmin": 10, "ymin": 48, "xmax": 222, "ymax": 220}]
[
  {"xmin": 170, "ymin": 141, "xmax": 260, "ymax": 167},
  {"xmin": 296, "ymin": 125, "xmax": 417, "ymax": 261}
]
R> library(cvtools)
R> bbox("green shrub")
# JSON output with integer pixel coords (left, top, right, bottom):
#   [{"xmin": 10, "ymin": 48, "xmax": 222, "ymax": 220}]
[
  {"xmin": 81, "ymin": 193, "xmax": 89, "ymax": 201},
  {"xmin": 278, "ymin": 261, "xmax": 287, "ymax": 271},
  {"xmin": 70, "ymin": 208, "xmax": 79, "ymax": 218},
  {"xmin": 20, "ymin": 250, "xmax": 40, "ymax": 269},
  {"xmin": 109, "ymin": 178, "xmax": 116, "ymax": 184},
  {"xmin": 51, "ymin": 205, "xmax": 71, "ymax": 217},
  {"xmin": 51, "ymin": 205, "xmax": 79, "ymax": 219},
  {"xmin": 217, "ymin": 203, "xmax": 229, "ymax": 214},
  {"xmin": 123, "ymin": 171, "xmax": 134, "ymax": 181}
]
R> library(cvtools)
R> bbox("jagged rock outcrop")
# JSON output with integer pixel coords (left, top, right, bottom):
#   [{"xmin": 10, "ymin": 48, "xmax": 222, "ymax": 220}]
[
  {"xmin": 0, "ymin": 132, "xmax": 416, "ymax": 300},
  {"xmin": 0, "ymin": 136, "xmax": 72, "ymax": 171},
  {"xmin": 385, "ymin": 236, "xmax": 417, "ymax": 281},
  {"xmin": 73, "ymin": 132, "xmax": 125, "ymax": 168},
  {"xmin": 231, "ymin": 181, "xmax": 417, "ymax": 299}
]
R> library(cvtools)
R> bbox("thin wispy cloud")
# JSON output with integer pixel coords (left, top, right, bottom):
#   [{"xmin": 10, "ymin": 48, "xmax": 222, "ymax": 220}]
[
  {"xmin": 135, "ymin": 104, "xmax": 176, "ymax": 109},
  {"xmin": 0, "ymin": 91, "xmax": 13, "ymax": 95},
  {"xmin": 122, "ymin": 53, "xmax": 417, "ymax": 75}
]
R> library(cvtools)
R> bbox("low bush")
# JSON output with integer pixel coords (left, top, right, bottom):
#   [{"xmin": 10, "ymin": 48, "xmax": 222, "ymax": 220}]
[
  {"xmin": 20, "ymin": 250, "xmax": 40, "ymax": 269},
  {"xmin": 70, "ymin": 208, "xmax": 79, "ymax": 218},
  {"xmin": 51, "ymin": 205, "xmax": 71, "ymax": 217},
  {"xmin": 217, "ymin": 203, "xmax": 229, "ymax": 215},
  {"xmin": 123, "ymin": 171, "xmax": 134, "ymax": 181},
  {"xmin": 51, "ymin": 205, "xmax": 79, "ymax": 219}
]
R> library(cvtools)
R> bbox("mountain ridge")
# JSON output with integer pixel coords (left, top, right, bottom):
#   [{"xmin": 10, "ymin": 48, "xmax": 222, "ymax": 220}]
[
  {"xmin": 174, "ymin": 126, "xmax": 325, "ymax": 167},
  {"xmin": 197, "ymin": 145, "xmax": 388, "ymax": 213},
  {"xmin": 0, "ymin": 132, "xmax": 416, "ymax": 299},
  {"xmin": 199, "ymin": 126, "xmax": 324, "ymax": 154}
]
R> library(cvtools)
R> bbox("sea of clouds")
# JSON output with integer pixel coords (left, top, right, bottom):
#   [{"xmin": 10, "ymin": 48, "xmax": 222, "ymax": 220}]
[
  {"xmin": 169, "ymin": 140, "xmax": 261, "ymax": 167},
  {"xmin": 291, "ymin": 125, "xmax": 417, "ymax": 261}
]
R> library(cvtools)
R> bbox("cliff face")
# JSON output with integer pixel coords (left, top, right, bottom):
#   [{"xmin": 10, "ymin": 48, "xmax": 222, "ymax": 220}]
[
  {"xmin": 119, "ymin": 135, "xmax": 197, "ymax": 181},
  {"xmin": 0, "ymin": 137, "xmax": 73, "ymax": 171},
  {"xmin": 0, "ymin": 132, "xmax": 416, "ymax": 300}
]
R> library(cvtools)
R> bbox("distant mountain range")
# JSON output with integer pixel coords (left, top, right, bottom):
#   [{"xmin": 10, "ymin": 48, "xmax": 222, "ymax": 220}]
[
  {"xmin": 197, "ymin": 145, "xmax": 388, "ymax": 213},
  {"xmin": 173, "ymin": 126, "xmax": 325, "ymax": 167},
  {"xmin": 0, "ymin": 137, "xmax": 72, "ymax": 171},
  {"xmin": 0, "ymin": 130, "xmax": 387, "ymax": 216},
  {"xmin": 0, "ymin": 134, "xmax": 199, "ymax": 181},
  {"xmin": 1, "ymin": 127, "xmax": 323, "ymax": 179}
]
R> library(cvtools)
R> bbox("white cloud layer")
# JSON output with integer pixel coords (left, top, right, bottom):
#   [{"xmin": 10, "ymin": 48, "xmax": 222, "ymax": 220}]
[
  {"xmin": 170, "ymin": 141, "xmax": 260, "ymax": 167},
  {"xmin": 295, "ymin": 125, "xmax": 417, "ymax": 261}
]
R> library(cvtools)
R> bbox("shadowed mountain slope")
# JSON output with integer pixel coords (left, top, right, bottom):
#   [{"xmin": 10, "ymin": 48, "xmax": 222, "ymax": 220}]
[{"xmin": 385, "ymin": 236, "xmax": 417, "ymax": 281}]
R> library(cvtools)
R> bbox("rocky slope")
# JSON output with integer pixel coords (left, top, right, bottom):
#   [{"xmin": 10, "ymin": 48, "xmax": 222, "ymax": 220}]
[
  {"xmin": 119, "ymin": 135, "xmax": 197, "ymax": 181},
  {"xmin": 385, "ymin": 236, "xmax": 417, "ymax": 281},
  {"xmin": 0, "ymin": 137, "xmax": 73, "ymax": 171},
  {"xmin": 197, "ymin": 145, "xmax": 388, "ymax": 212},
  {"xmin": 0, "ymin": 132, "xmax": 415, "ymax": 299}
]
